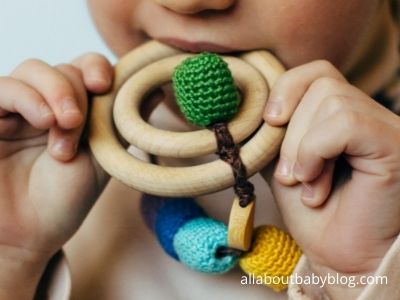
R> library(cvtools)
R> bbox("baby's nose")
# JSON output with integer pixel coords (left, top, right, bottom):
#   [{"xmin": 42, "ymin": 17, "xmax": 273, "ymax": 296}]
[{"xmin": 154, "ymin": 0, "xmax": 236, "ymax": 14}]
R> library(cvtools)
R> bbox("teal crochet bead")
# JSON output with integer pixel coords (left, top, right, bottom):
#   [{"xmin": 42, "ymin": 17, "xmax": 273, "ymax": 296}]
[
  {"xmin": 172, "ymin": 53, "xmax": 240, "ymax": 127},
  {"xmin": 173, "ymin": 217, "xmax": 238, "ymax": 274}
]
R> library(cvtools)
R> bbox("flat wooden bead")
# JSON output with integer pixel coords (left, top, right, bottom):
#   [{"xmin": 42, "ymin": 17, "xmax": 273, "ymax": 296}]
[{"xmin": 228, "ymin": 196, "xmax": 255, "ymax": 251}]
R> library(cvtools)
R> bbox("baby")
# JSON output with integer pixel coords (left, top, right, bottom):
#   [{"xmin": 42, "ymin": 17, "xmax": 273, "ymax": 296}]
[{"xmin": 0, "ymin": 0, "xmax": 399, "ymax": 299}]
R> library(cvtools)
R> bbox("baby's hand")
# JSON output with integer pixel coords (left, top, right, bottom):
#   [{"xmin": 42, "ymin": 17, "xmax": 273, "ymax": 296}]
[
  {"xmin": 0, "ymin": 54, "xmax": 113, "ymax": 298},
  {"xmin": 263, "ymin": 61, "xmax": 400, "ymax": 296}
]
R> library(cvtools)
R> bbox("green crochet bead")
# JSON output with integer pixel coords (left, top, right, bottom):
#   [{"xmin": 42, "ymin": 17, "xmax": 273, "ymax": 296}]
[{"xmin": 172, "ymin": 53, "xmax": 240, "ymax": 127}]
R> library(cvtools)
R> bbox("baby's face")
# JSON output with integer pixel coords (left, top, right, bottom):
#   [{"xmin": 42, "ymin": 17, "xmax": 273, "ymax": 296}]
[{"xmin": 88, "ymin": 0, "xmax": 382, "ymax": 71}]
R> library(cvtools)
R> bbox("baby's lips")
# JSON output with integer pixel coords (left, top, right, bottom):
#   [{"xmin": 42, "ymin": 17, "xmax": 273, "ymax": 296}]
[{"xmin": 158, "ymin": 37, "xmax": 236, "ymax": 53}]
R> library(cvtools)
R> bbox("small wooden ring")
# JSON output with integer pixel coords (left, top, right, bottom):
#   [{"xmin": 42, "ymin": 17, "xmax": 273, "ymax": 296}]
[
  {"xmin": 113, "ymin": 54, "xmax": 268, "ymax": 158},
  {"xmin": 89, "ymin": 41, "xmax": 286, "ymax": 196}
]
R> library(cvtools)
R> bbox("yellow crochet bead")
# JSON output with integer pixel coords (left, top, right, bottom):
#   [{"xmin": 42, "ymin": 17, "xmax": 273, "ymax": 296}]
[{"xmin": 239, "ymin": 225, "xmax": 302, "ymax": 292}]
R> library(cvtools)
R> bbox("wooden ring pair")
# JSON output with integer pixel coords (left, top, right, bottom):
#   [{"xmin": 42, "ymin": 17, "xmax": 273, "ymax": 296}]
[{"xmin": 89, "ymin": 41, "xmax": 285, "ymax": 197}]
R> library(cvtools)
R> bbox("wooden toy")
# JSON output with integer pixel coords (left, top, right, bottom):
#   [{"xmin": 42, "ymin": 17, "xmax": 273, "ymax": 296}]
[
  {"xmin": 89, "ymin": 41, "xmax": 301, "ymax": 291},
  {"xmin": 89, "ymin": 40, "xmax": 285, "ymax": 196}
]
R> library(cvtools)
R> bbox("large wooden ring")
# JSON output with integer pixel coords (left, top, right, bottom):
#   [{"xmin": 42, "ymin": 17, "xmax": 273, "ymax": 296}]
[
  {"xmin": 89, "ymin": 41, "xmax": 286, "ymax": 196},
  {"xmin": 114, "ymin": 54, "xmax": 268, "ymax": 158}
]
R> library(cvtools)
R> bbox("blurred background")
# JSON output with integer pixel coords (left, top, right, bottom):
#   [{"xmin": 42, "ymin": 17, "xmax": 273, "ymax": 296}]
[{"xmin": 0, "ymin": 0, "xmax": 115, "ymax": 74}]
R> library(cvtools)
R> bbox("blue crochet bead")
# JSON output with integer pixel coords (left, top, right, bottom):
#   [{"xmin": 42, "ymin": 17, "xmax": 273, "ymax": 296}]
[
  {"xmin": 173, "ymin": 217, "xmax": 238, "ymax": 274},
  {"xmin": 155, "ymin": 198, "xmax": 206, "ymax": 260}
]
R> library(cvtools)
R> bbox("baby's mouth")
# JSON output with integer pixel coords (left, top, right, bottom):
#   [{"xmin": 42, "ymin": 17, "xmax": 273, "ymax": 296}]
[{"xmin": 157, "ymin": 37, "xmax": 241, "ymax": 55}]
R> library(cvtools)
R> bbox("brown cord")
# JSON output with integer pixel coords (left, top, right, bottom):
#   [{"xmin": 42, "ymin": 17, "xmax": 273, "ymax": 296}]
[
  {"xmin": 215, "ymin": 246, "xmax": 243, "ymax": 259},
  {"xmin": 211, "ymin": 122, "xmax": 255, "ymax": 208},
  {"xmin": 151, "ymin": 125, "xmax": 252, "ymax": 258}
]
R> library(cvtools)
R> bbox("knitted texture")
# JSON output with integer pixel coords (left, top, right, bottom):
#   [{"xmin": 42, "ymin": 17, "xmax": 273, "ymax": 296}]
[
  {"xmin": 172, "ymin": 53, "xmax": 240, "ymax": 127},
  {"xmin": 239, "ymin": 225, "xmax": 302, "ymax": 292},
  {"xmin": 173, "ymin": 217, "xmax": 238, "ymax": 274},
  {"xmin": 155, "ymin": 198, "xmax": 206, "ymax": 260}
]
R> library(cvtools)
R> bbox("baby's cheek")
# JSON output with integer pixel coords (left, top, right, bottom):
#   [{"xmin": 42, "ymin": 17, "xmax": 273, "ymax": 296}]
[
  {"xmin": 87, "ymin": 0, "xmax": 144, "ymax": 55},
  {"xmin": 268, "ymin": 0, "xmax": 379, "ymax": 69}
]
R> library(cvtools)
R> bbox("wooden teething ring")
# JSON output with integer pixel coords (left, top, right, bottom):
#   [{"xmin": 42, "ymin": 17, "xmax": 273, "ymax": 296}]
[
  {"xmin": 114, "ymin": 54, "xmax": 268, "ymax": 158},
  {"xmin": 89, "ymin": 41, "xmax": 285, "ymax": 197}
]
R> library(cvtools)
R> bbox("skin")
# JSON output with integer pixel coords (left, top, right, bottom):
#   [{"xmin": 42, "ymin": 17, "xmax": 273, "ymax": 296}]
[{"xmin": 0, "ymin": 0, "xmax": 398, "ymax": 299}]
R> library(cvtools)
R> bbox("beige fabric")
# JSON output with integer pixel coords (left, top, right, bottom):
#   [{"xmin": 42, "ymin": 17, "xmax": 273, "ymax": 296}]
[{"xmin": 358, "ymin": 234, "xmax": 400, "ymax": 300}]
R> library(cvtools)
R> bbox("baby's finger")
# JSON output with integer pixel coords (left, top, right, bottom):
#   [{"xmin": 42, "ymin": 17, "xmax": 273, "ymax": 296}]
[
  {"xmin": 48, "ymin": 127, "xmax": 80, "ymax": 161},
  {"xmin": 72, "ymin": 53, "xmax": 113, "ymax": 93},
  {"xmin": 0, "ymin": 114, "xmax": 50, "ymax": 141},
  {"xmin": 294, "ymin": 112, "xmax": 395, "ymax": 183},
  {"xmin": 0, "ymin": 116, "xmax": 22, "ymax": 139},
  {"xmin": 11, "ymin": 59, "xmax": 83, "ymax": 130},
  {"xmin": 0, "ymin": 77, "xmax": 55, "ymax": 131},
  {"xmin": 264, "ymin": 60, "xmax": 346, "ymax": 126},
  {"xmin": 274, "ymin": 78, "xmax": 353, "ymax": 185},
  {"xmin": 299, "ymin": 160, "xmax": 335, "ymax": 208},
  {"xmin": 47, "ymin": 64, "xmax": 88, "ymax": 161}
]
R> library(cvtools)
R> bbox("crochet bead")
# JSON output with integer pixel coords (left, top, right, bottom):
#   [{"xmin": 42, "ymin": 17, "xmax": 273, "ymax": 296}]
[
  {"xmin": 155, "ymin": 198, "xmax": 206, "ymax": 260},
  {"xmin": 173, "ymin": 217, "xmax": 238, "ymax": 274},
  {"xmin": 239, "ymin": 225, "xmax": 302, "ymax": 292},
  {"xmin": 172, "ymin": 53, "xmax": 240, "ymax": 127}
]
